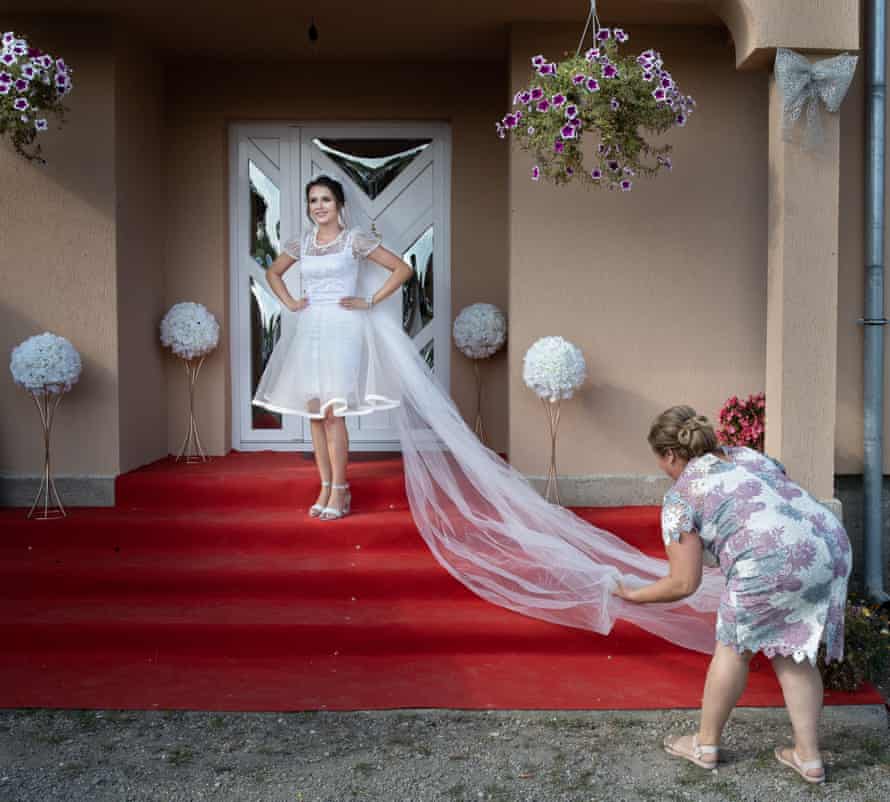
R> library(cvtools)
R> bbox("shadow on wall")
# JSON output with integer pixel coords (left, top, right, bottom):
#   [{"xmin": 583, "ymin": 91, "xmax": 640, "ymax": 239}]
[{"xmin": 582, "ymin": 379, "xmax": 668, "ymax": 469}]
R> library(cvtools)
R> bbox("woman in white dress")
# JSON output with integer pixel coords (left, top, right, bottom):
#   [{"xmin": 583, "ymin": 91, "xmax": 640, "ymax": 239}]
[
  {"xmin": 253, "ymin": 176, "xmax": 412, "ymax": 519},
  {"xmin": 254, "ymin": 177, "xmax": 727, "ymax": 664}
]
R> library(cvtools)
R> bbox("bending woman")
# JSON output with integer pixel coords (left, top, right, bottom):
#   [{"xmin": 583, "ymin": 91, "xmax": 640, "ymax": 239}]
[{"xmin": 616, "ymin": 406, "xmax": 851, "ymax": 784}]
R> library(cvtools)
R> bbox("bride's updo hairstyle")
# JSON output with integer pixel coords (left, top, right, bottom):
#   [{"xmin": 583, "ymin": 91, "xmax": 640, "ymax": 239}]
[
  {"xmin": 648, "ymin": 405, "xmax": 719, "ymax": 462},
  {"xmin": 305, "ymin": 175, "xmax": 346, "ymax": 222}
]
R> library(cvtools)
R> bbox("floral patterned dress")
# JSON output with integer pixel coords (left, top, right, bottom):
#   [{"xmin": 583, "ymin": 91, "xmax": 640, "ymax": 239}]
[{"xmin": 661, "ymin": 446, "xmax": 851, "ymax": 664}]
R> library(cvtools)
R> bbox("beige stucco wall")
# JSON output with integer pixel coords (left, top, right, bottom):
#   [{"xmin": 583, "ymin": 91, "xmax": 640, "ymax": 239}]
[
  {"xmin": 0, "ymin": 18, "xmax": 119, "ymax": 479},
  {"xmin": 115, "ymin": 32, "xmax": 167, "ymax": 473},
  {"xmin": 164, "ymin": 60, "xmax": 509, "ymax": 456},
  {"xmin": 508, "ymin": 23, "xmax": 768, "ymax": 477}
]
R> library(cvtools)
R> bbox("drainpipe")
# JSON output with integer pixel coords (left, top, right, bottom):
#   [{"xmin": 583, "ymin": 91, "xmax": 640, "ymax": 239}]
[{"xmin": 864, "ymin": 0, "xmax": 889, "ymax": 601}]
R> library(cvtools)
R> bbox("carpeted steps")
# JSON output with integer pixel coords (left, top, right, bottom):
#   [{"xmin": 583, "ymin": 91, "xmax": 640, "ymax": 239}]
[{"xmin": 0, "ymin": 452, "xmax": 882, "ymax": 711}]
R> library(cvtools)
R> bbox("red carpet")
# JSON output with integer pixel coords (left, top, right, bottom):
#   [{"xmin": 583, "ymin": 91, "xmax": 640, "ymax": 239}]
[{"xmin": 0, "ymin": 451, "xmax": 882, "ymax": 711}]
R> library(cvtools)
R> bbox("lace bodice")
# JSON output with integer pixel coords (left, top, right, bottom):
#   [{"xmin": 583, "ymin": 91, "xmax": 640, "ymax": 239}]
[{"xmin": 281, "ymin": 228, "xmax": 381, "ymax": 302}]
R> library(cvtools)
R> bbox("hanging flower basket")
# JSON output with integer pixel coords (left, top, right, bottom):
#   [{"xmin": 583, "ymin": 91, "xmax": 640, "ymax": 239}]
[
  {"xmin": 497, "ymin": 26, "xmax": 694, "ymax": 190},
  {"xmin": 0, "ymin": 31, "xmax": 73, "ymax": 164}
]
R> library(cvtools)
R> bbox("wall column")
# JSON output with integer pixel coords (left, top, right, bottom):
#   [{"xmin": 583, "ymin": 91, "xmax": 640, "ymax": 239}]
[{"xmin": 765, "ymin": 58, "xmax": 844, "ymax": 500}]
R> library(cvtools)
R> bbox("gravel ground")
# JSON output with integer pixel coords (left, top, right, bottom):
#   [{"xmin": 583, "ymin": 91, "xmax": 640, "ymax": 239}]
[{"xmin": 0, "ymin": 705, "xmax": 887, "ymax": 802}]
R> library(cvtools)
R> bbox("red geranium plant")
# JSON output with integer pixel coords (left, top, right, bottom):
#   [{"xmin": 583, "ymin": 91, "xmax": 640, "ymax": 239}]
[{"xmin": 717, "ymin": 392, "xmax": 765, "ymax": 451}]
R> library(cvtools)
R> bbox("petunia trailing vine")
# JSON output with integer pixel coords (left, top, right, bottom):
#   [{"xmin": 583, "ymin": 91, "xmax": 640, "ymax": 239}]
[
  {"xmin": 0, "ymin": 31, "xmax": 73, "ymax": 164},
  {"xmin": 497, "ymin": 28, "xmax": 695, "ymax": 190}
]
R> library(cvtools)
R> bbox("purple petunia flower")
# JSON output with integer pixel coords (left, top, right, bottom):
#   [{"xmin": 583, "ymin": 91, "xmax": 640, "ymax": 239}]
[
  {"xmin": 0, "ymin": 71, "xmax": 10, "ymax": 83},
  {"xmin": 530, "ymin": 87, "xmax": 544, "ymax": 101},
  {"xmin": 1, "ymin": 53, "xmax": 16, "ymax": 66},
  {"xmin": 565, "ymin": 104, "xmax": 578, "ymax": 119},
  {"xmin": 572, "ymin": 73, "xmax": 586, "ymax": 85},
  {"xmin": 0, "ymin": 83, "xmax": 8, "ymax": 96},
  {"xmin": 607, "ymin": 160, "xmax": 620, "ymax": 172},
  {"xmin": 642, "ymin": 71, "xmax": 654, "ymax": 82},
  {"xmin": 641, "ymin": 49, "xmax": 657, "ymax": 61},
  {"xmin": 584, "ymin": 47, "xmax": 600, "ymax": 62},
  {"xmin": 12, "ymin": 43, "xmax": 25, "ymax": 57},
  {"xmin": 658, "ymin": 155, "xmax": 673, "ymax": 171},
  {"xmin": 585, "ymin": 77, "xmax": 600, "ymax": 93},
  {"xmin": 560, "ymin": 124, "xmax": 577, "ymax": 140},
  {"xmin": 661, "ymin": 76, "xmax": 674, "ymax": 90},
  {"xmin": 637, "ymin": 55, "xmax": 651, "ymax": 68},
  {"xmin": 503, "ymin": 113, "xmax": 519, "ymax": 129},
  {"xmin": 56, "ymin": 58, "xmax": 68, "ymax": 74},
  {"xmin": 652, "ymin": 88, "xmax": 668, "ymax": 103},
  {"xmin": 554, "ymin": 139, "xmax": 565, "ymax": 153},
  {"xmin": 531, "ymin": 54, "xmax": 546, "ymax": 67},
  {"xmin": 1, "ymin": 32, "xmax": 14, "ymax": 46},
  {"xmin": 527, "ymin": 126, "xmax": 535, "ymax": 135},
  {"xmin": 566, "ymin": 167, "xmax": 574, "ymax": 176},
  {"xmin": 602, "ymin": 64, "xmax": 619, "ymax": 79},
  {"xmin": 675, "ymin": 113, "xmax": 687, "ymax": 127},
  {"xmin": 536, "ymin": 99, "xmax": 550, "ymax": 112},
  {"xmin": 613, "ymin": 28, "xmax": 629, "ymax": 43},
  {"xmin": 598, "ymin": 143, "xmax": 610, "ymax": 156},
  {"xmin": 620, "ymin": 180, "xmax": 633, "ymax": 192},
  {"xmin": 571, "ymin": 117, "xmax": 582, "ymax": 128},
  {"xmin": 14, "ymin": 78, "xmax": 28, "ymax": 92},
  {"xmin": 591, "ymin": 168, "xmax": 603, "ymax": 180},
  {"xmin": 596, "ymin": 28, "xmax": 611, "ymax": 41},
  {"xmin": 551, "ymin": 93, "xmax": 566, "ymax": 107},
  {"xmin": 35, "ymin": 118, "xmax": 48, "ymax": 131},
  {"xmin": 610, "ymin": 98, "xmax": 620, "ymax": 111},
  {"xmin": 13, "ymin": 97, "xmax": 28, "ymax": 111},
  {"xmin": 531, "ymin": 165, "xmax": 541, "ymax": 181},
  {"xmin": 537, "ymin": 62, "xmax": 557, "ymax": 76},
  {"xmin": 495, "ymin": 123, "xmax": 506, "ymax": 139},
  {"xmin": 40, "ymin": 55, "xmax": 53, "ymax": 70},
  {"xmin": 21, "ymin": 64, "xmax": 35, "ymax": 79},
  {"xmin": 623, "ymin": 167, "xmax": 635, "ymax": 176},
  {"xmin": 518, "ymin": 90, "xmax": 531, "ymax": 104}
]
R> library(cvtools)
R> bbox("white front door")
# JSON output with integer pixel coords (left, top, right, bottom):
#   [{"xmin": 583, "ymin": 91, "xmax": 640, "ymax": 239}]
[{"xmin": 230, "ymin": 122, "xmax": 451, "ymax": 452}]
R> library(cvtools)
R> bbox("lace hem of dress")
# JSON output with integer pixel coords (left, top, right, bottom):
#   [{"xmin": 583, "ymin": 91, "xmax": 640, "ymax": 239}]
[
  {"xmin": 717, "ymin": 637, "xmax": 841, "ymax": 667},
  {"xmin": 252, "ymin": 392, "xmax": 400, "ymax": 420}
]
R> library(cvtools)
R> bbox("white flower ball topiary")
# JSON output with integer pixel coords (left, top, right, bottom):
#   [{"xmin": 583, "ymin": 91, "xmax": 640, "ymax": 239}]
[
  {"xmin": 160, "ymin": 302, "xmax": 220, "ymax": 360},
  {"xmin": 10, "ymin": 332, "xmax": 82, "ymax": 394},
  {"xmin": 452, "ymin": 303, "xmax": 507, "ymax": 360},
  {"xmin": 523, "ymin": 336, "xmax": 587, "ymax": 402}
]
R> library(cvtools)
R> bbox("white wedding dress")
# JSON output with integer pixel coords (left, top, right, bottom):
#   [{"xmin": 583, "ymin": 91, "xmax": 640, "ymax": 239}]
[{"xmin": 253, "ymin": 227, "xmax": 724, "ymax": 654}]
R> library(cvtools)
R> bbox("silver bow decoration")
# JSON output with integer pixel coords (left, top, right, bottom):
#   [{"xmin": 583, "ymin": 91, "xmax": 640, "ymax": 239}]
[{"xmin": 775, "ymin": 47, "xmax": 858, "ymax": 149}]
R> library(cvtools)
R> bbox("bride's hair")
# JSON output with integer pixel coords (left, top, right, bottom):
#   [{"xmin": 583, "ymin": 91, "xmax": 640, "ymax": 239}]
[
  {"xmin": 648, "ymin": 405, "xmax": 718, "ymax": 461},
  {"xmin": 305, "ymin": 175, "xmax": 346, "ymax": 222}
]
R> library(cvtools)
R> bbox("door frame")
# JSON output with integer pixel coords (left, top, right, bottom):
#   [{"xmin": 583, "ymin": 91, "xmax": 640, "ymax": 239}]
[{"xmin": 228, "ymin": 121, "xmax": 452, "ymax": 452}]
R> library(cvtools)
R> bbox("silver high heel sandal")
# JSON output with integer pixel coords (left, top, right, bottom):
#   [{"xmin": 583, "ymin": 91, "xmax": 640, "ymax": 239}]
[
  {"xmin": 320, "ymin": 483, "xmax": 351, "ymax": 520},
  {"xmin": 309, "ymin": 481, "xmax": 331, "ymax": 518}
]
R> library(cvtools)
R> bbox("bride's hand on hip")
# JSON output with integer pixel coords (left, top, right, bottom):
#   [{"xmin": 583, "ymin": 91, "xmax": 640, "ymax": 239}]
[{"xmin": 339, "ymin": 296, "xmax": 371, "ymax": 310}]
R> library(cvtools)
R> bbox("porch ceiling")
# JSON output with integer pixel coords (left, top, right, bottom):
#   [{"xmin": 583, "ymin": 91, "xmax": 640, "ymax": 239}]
[{"xmin": 6, "ymin": 1, "xmax": 722, "ymax": 61}]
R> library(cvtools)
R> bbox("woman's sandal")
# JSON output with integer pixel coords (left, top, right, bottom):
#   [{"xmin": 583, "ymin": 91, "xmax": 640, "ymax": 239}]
[
  {"xmin": 320, "ymin": 483, "xmax": 351, "ymax": 521},
  {"xmin": 309, "ymin": 481, "xmax": 331, "ymax": 518},
  {"xmin": 774, "ymin": 746, "xmax": 825, "ymax": 784},
  {"xmin": 663, "ymin": 734, "xmax": 719, "ymax": 769}
]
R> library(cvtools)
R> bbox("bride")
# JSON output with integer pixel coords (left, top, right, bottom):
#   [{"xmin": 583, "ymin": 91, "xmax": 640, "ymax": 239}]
[{"xmin": 253, "ymin": 174, "xmax": 723, "ymax": 654}]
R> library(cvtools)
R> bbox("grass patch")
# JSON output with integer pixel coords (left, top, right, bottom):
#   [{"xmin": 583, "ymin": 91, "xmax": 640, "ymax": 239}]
[
  {"xmin": 445, "ymin": 782, "xmax": 468, "ymax": 801},
  {"xmin": 166, "ymin": 746, "xmax": 194, "ymax": 767},
  {"xmin": 32, "ymin": 732, "xmax": 66, "ymax": 746},
  {"xmin": 209, "ymin": 715, "xmax": 226, "ymax": 731},
  {"xmin": 59, "ymin": 761, "xmax": 87, "ymax": 778},
  {"xmin": 73, "ymin": 711, "xmax": 99, "ymax": 732},
  {"xmin": 481, "ymin": 783, "xmax": 512, "ymax": 802}
]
